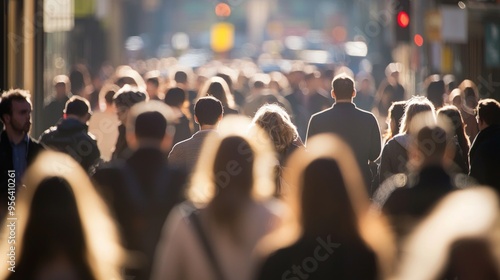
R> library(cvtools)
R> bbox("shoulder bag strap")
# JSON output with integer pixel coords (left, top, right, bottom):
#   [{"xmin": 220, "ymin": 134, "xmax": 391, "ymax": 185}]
[{"xmin": 189, "ymin": 211, "xmax": 226, "ymax": 280}]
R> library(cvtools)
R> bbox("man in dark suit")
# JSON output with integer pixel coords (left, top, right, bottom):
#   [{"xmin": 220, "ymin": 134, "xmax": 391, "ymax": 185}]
[
  {"xmin": 306, "ymin": 74, "xmax": 381, "ymax": 190},
  {"xmin": 168, "ymin": 96, "xmax": 223, "ymax": 176},
  {"xmin": 469, "ymin": 98, "xmax": 500, "ymax": 192},
  {"xmin": 93, "ymin": 101, "xmax": 186, "ymax": 280},
  {"xmin": 0, "ymin": 89, "xmax": 44, "ymax": 219}
]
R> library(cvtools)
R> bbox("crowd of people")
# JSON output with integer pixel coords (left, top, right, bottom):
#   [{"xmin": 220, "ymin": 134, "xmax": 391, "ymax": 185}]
[{"xmin": 0, "ymin": 59, "xmax": 500, "ymax": 280}]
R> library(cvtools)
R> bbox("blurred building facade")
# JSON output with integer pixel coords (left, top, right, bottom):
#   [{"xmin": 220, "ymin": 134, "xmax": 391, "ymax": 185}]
[{"xmin": 1, "ymin": 0, "xmax": 500, "ymax": 137}]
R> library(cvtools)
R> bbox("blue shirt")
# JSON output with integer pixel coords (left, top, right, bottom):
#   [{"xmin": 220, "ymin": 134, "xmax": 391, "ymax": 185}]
[{"xmin": 11, "ymin": 134, "xmax": 29, "ymax": 179}]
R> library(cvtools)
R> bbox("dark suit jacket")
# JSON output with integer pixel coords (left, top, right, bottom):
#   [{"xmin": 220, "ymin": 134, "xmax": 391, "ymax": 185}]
[
  {"xmin": 306, "ymin": 102, "xmax": 381, "ymax": 188},
  {"xmin": 168, "ymin": 130, "xmax": 214, "ymax": 176},
  {"xmin": 0, "ymin": 131, "xmax": 44, "ymax": 219},
  {"xmin": 469, "ymin": 124, "xmax": 500, "ymax": 192},
  {"xmin": 92, "ymin": 147, "xmax": 186, "ymax": 280}
]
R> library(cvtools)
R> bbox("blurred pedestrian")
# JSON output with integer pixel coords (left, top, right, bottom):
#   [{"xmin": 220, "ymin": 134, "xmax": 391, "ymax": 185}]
[
  {"xmin": 469, "ymin": 98, "xmax": 500, "ymax": 192},
  {"xmin": 378, "ymin": 96, "xmax": 435, "ymax": 184},
  {"xmin": 458, "ymin": 79, "xmax": 480, "ymax": 142},
  {"xmin": 0, "ymin": 151, "xmax": 125, "ymax": 280},
  {"xmin": 88, "ymin": 84, "xmax": 120, "ymax": 162},
  {"xmin": 111, "ymin": 85, "xmax": 148, "ymax": 160},
  {"xmin": 152, "ymin": 116, "xmax": 279, "ymax": 280},
  {"xmin": 306, "ymin": 74, "xmax": 382, "ymax": 191},
  {"xmin": 39, "ymin": 96, "xmax": 100, "ymax": 174},
  {"xmin": 164, "ymin": 87, "xmax": 192, "ymax": 146},
  {"xmin": 257, "ymin": 134, "xmax": 395, "ymax": 280},
  {"xmin": 42, "ymin": 75, "xmax": 71, "ymax": 131},
  {"xmin": 437, "ymin": 105, "xmax": 470, "ymax": 174},
  {"xmin": 169, "ymin": 96, "xmax": 223, "ymax": 176},
  {"xmin": 93, "ymin": 101, "xmax": 186, "ymax": 280},
  {"xmin": 251, "ymin": 103, "xmax": 304, "ymax": 196},
  {"xmin": 0, "ymin": 89, "xmax": 44, "ymax": 218}
]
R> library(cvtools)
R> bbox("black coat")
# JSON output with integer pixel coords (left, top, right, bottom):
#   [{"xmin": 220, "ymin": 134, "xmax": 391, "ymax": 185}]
[
  {"xmin": 257, "ymin": 234, "xmax": 377, "ymax": 280},
  {"xmin": 92, "ymin": 147, "xmax": 186, "ymax": 280},
  {"xmin": 469, "ymin": 124, "xmax": 500, "ymax": 192},
  {"xmin": 39, "ymin": 118, "xmax": 100, "ymax": 173},
  {"xmin": 306, "ymin": 102, "xmax": 381, "ymax": 188},
  {"xmin": 0, "ymin": 131, "xmax": 44, "ymax": 218}
]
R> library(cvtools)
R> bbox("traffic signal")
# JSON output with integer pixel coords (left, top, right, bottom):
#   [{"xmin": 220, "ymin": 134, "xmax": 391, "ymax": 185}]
[{"xmin": 395, "ymin": 0, "xmax": 411, "ymax": 42}]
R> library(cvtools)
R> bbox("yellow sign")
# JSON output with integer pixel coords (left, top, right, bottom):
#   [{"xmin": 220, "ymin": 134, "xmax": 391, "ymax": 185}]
[{"xmin": 211, "ymin": 22, "xmax": 235, "ymax": 53}]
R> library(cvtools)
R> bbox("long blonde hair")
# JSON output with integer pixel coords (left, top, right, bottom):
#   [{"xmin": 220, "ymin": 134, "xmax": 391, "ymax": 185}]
[
  {"xmin": 257, "ymin": 134, "xmax": 396, "ymax": 279},
  {"xmin": 251, "ymin": 104, "xmax": 299, "ymax": 156},
  {"xmin": 187, "ymin": 116, "xmax": 276, "ymax": 242},
  {"xmin": 0, "ymin": 151, "xmax": 125, "ymax": 280}
]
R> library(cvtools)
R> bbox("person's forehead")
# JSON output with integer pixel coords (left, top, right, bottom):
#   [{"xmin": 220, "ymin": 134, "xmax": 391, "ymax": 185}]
[{"xmin": 12, "ymin": 99, "xmax": 31, "ymax": 110}]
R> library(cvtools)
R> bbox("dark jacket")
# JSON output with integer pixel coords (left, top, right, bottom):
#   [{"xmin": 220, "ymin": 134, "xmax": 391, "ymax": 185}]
[
  {"xmin": 257, "ymin": 234, "xmax": 377, "ymax": 280},
  {"xmin": 0, "ymin": 131, "xmax": 44, "ymax": 218},
  {"xmin": 39, "ymin": 118, "xmax": 100, "ymax": 173},
  {"xmin": 379, "ymin": 134, "xmax": 410, "ymax": 184},
  {"xmin": 92, "ymin": 147, "xmax": 186, "ymax": 280},
  {"xmin": 111, "ymin": 124, "xmax": 130, "ymax": 160},
  {"xmin": 306, "ymin": 102, "xmax": 381, "ymax": 188},
  {"xmin": 381, "ymin": 165, "xmax": 456, "ymax": 239},
  {"xmin": 469, "ymin": 124, "xmax": 500, "ymax": 192},
  {"xmin": 172, "ymin": 114, "xmax": 192, "ymax": 147},
  {"xmin": 41, "ymin": 95, "xmax": 69, "ymax": 131}
]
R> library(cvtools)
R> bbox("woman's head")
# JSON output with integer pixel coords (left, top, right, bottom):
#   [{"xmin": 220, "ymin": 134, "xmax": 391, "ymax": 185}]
[
  {"xmin": 385, "ymin": 100, "xmax": 406, "ymax": 141},
  {"xmin": 0, "ymin": 152, "xmax": 125, "ymax": 280},
  {"xmin": 252, "ymin": 104, "xmax": 298, "ymax": 155},
  {"xmin": 400, "ymin": 96, "xmax": 436, "ymax": 134},
  {"xmin": 198, "ymin": 76, "xmax": 236, "ymax": 109},
  {"xmin": 188, "ymin": 116, "xmax": 275, "ymax": 204}
]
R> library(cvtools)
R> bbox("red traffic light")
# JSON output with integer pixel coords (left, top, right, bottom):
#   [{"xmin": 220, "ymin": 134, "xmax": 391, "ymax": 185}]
[
  {"xmin": 397, "ymin": 11, "xmax": 410, "ymax": 28},
  {"xmin": 215, "ymin": 3, "xmax": 231, "ymax": 17}
]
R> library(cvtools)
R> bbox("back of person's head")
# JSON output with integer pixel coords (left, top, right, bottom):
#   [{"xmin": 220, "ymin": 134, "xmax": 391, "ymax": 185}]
[
  {"xmin": 0, "ymin": 89, "xmax": 31, "ymax": 123},
  {"xmin": 194, "ymin": 96, "xmax": 223, "ymax": 126},
  {"xmin": 0, "ymin": 151, "xmax": 124, "ymax": 280},
  {"xmin": 426, "ymin": 75, "xmax": 445, "ymax": 109},
  {"xmin": 400, "ymin": 96, "xmax": 436, "ymax": 134},
  {"xmin": 458, "ymin": 79, "xmax": 479, "ymax": 109},
  {"xmin": 64, "ymin": 96, "xmax": 92, "ymax": 118},
  {"xmin": 252, "ymin": 104, "xmax": 298, "ymax": 155},
  {"xmin": 268, "ymin": 134, "xmax": 395, "ymax": 277},
  {"xmin": 476, "ymin": 98, "xmax": 500, "ymax": 126},
  {"xmin": 332, "ymin": 74, "xmax": 355, "ymax": 100},
  {"xmin": 437, "ymin": 105, "xmax": 466, "ymax": 134},
  {"xmin": 53, "ymin": 75, "xmax": 71, "ymax": 93},
  {"xmin": 113, "ymin": 84, "xmax": 148, "ymax": 109},
  {"xmin": 385, "ymin": 100, "xmax": 407, "ymax": 140},
  {"xmin": 207, "ymin": 80, "xmax": 229, "ymax": 105},
  {"xmin": 188, "ymin": 116, "xmax": 276, "ymax": 243},
  {"xmin": 69, "ymin": 64, "xmax": 91, "ymax": 94},
  {"xmin": 216, "ymin": 72, "xmax": 233, "ymax": 89},
  {"xmin": 126, "ymin": 100, "xmax": 175, "ymax": 150},
  {"xmin": 15, "ymin": 176, "xmax": 91, "ymax": 279},
  {"xmin": 114, "ymin": 65, "xmax": 146, "ymax": 89},
  {"xmin": 301, "ymin": 158, "xmax": 358, "ymax": 236},
  {"xmin": 174, "ymin": 70, "xmax": 188, "ymax": 84},
  {"xmin": 437, "ymin": 105, "xmax": 470, "ymax": 157},
  {"xmin": 164, "ymin": 87, "xmax": 186, "ymax": 108},
  {"xmin": 144, "ymin": 70, "xmax": 160, "ymax": 88},
  {"xmin": 198, "ymin": 76, "xmax": 236, "ymax": 109},
  {"xmin": 406, "ymin": 111, "xmax": 455, "ymax": 170}
]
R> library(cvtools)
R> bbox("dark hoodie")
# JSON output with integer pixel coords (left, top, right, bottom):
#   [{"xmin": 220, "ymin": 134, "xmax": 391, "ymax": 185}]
[{"xmin": 39, "ymin": 118, "xmax": 100, "ymax": 173}]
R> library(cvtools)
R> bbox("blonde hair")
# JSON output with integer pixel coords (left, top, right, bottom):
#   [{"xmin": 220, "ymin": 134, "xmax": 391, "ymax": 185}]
[
  {"xmin": 188, "ymin": 115, "xmax": 276, "ymax": 205},
  {"xmin": 251, "ymin": 104, "xmax": 299, "ymax": 155},
  {"xmin": 197, "ymin": 76, "xmax": 236, "ymax": 110},
  {"xmin": 0, "ymin": 151, "xmax": 125, "ymax": 280},
  {"xmin": 400, "ymin": 96, "xmax": 436, "ymax": 134},
  {"xmin": 257, "ymin": 134, "xmax": 396, "ymax": 279}
]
